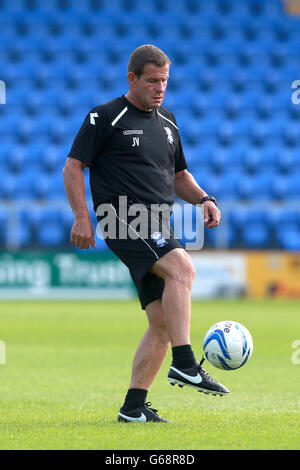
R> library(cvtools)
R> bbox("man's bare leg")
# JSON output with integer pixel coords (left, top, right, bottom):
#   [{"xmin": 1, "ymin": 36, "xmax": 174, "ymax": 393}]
[
  {"xmin": 129, "ymin": 299, "xmax": 170, "ymax": 390},
  {"xmin": 126, "ymin": 248, "xmax": 194, "ymax": 393},
  {"xmin": 150, "ymin": 248, "xmax": 196, "ymax": 347},
  {"xmin": 119, "ymin": 299, "xmax": 171, "ymax": 421}
]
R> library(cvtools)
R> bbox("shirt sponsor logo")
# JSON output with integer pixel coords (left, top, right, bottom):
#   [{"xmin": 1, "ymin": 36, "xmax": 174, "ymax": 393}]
[{"xmin": 123, "ymin": 130, "xmax": 144, "ymax": 135}]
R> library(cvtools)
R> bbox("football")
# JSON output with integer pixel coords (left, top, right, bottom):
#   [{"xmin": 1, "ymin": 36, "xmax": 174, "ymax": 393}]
[{"xmin": 203, "ymin": 320, "xmax": 253, "ymax": 370}]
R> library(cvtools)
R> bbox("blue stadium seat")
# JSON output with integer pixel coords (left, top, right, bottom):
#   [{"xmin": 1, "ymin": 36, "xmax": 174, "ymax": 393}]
[
  {"xmin": 277, "ymin": 148, "xmax": 300, "ymax": 173},
  {"xmin": 36, "ymin": 221, "xmax": 66, "ymax": 247},
  {"xmin": 276, "ymin": 224, "xmax": 300, "ymax": 251},
  {"xmin": 265, "ymin": 117, "xmax": 286, "ymax": 137},
  {"xmin": 1, "ymin": 171, "xmax": 36, "ymax": 199},
  {"xmin": 216, "ymin": 171, "xmax": 243, "ymax": 201},
  {"xmin": 189, "ymin": 142, "xmax": 216, "ymax": 167},
  {"xmin": 267, "ymin": 210, "xmax": 300, "ymax": 232},
  {"xmin": 241, "ymin": 223, "xmax": 270, "ymax": 248},
  {"xmin": 180, "ymin": 118, "xmax": 203, "ymax": 145},
  {"xmin": 238, "ymin": 171, "xmax": 277, "ymax": 201},
  {"xmin": 245, "ymin": 144, "xmax": 279, "ymax": 173},
  {"xmin": 271, "ymin": 175, "xmax": 289, "ymax": 200},
  {"xmin": 61, "ymin": 209, "xmax": 74, "ymax": 231},
  {"xmin": 31, "ymin": 208, "xmax": 64, "ymax": 246},
  {"xmin": 250, "ymin": 121, "xmax": 270, "ymax": 147},
  {"xmin": 245, "ymin": 209, "xmax": 268, "ymax": 225},
  {"xmin": 34, "ymin": 172, "xmax": 65, "ymax": 200},
  {"xmin": 0, "ymin": 172, "xmax": 15, "ymax": 199},
  {"xmin": 15, "ymin": 171, "xmax": 37, "ymax": 199},
  {"xmin": 283, "ymin": 122, "xmax": 300, "ymax": 147},
  {"xmin": 16, "ymin": 212, "xmax": 33, "ymax": 247},
  {"xmin": 223, "ymin": 94, "xmax": 244, "ymax": 118},
  {"xmin": 191, "ymin": 168, "xmax": 214, "ymax": 191},
  {"xmin": 210, "ymin": 148, "xmax": 228, "ymax": 172},
  {"xmin": 284, "ymin": 174, "xmax": 300, "ymax": 199},
  {"xmin": 0, "ymin": 113, "xmax": 21, "ymax": 138},
  {"xmin": 217, "ymin": 121, "xmax": 236, "ymax": 146},
  {"xmin": 0, "ymin": 208, "xmax": 8, "ymax": 244},
  {"xmin": 255, "ymin": 95, "xmax": 280, "ymax": 119},
  {"xmin": 42, "ymin": 145, "xmax": 64, "ymax": 172},
  {"xmin": 0, "ymin": 139, "xmax": 13, "ymax": 169}
]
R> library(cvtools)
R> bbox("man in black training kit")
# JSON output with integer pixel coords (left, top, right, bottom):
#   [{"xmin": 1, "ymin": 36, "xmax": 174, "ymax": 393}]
[{"xmin": 63, "ymin": 45, "xmax": 229, "ymax": 423}]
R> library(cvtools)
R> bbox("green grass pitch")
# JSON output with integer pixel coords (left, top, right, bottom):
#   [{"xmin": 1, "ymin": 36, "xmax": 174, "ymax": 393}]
[{"xmin": 0, "ymin": 298, "xmax": 299, "ymax": 450}]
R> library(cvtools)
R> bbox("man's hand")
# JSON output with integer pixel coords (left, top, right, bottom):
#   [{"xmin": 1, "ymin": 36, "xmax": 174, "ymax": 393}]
[
  {"xmin": 63, "ymin": 158, "xmax": 96, "ymax": 249},
  {"xmin": 203, "ymin": 201, "xmax": 221, "ymax": 228},
  {"xmin": 70, "ymin": 216, "xmax": 96, "ymax": 249}
]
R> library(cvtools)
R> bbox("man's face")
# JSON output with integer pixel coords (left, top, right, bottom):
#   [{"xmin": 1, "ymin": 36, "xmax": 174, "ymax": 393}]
[{"xmin": 129, "ymin": 62, "xmax": 169, "ymax": 111}]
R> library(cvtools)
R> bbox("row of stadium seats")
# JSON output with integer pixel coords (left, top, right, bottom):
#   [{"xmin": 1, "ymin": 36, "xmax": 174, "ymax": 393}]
[
  {"xmin": 2, "ymin": 137, "xmax": 300, "ymax": 165},
  {"xmin": 2, "ymin": 113, "xmax": 300, "ymax": 135},
  {"xmin": 1, "ymin": 46, "xmax": 299, "ymax": 71},
  {"xmin": 2, "ymin": 98, "xmax": 299, "ymax": 128},
  {"xmin": 1, "ymin": 170, "xmax": 300, "ymax": 201},
  {"xmin": 2, "ymin": 146, "xmax": 300, "ymax": 175},
  {"xmin": 1, "ymin": 121, "xmax": 299, "ymax": 149},
  {"xmin": 1, "ymin": 24, "xmax": 298, "ymax": 43},
  {"xmin": 0, "ymin": 207, "xmax": 299, "ymax": 251},
  {"xmin": 3, "ymin": 86, "xmax": 297, "ymax": 107},
  {"xmin": 3, "ymin": 72, "xmax": 297, "ymax": 98},
  {"xmin": 0, "ymin": 24, "xmax": 294, "ymax": 42},
  {"xmin": 2, "ymin": 23, "xmax": 296, "ymax": 44},
  {"xmin": 2, "ymin": 139, "xmax": 300, "ymax": 173},
  {"xmin": 0, "ymin": 0, "xmax": 284, "ymax": 16},
  {"xmin": 3, "ymin": 49, "xmax": 298, "ymax": 68}
]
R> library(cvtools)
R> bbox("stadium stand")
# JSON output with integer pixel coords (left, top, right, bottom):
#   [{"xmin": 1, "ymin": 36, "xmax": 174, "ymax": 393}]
[{"xmin": 0, "ymin": 0, "xmax": 299, "ymax": 250}]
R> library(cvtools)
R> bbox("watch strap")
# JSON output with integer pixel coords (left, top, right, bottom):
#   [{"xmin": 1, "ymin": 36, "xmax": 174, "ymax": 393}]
[{"xmin": 200, "ymin": 195, "xmax": 218, "ymax": 207}]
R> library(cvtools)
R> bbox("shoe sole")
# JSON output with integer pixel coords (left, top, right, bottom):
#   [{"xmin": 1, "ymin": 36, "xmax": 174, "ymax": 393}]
[
  {"xmin": 118, "ymin": 415, "xmax": 170, "ymax": 423},
  {"xmin": 168, "ymin": 377, "xmax": 229, "ymax": 396}
]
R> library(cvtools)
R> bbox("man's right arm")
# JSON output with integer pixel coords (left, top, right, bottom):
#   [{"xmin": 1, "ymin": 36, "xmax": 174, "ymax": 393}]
[{"xmin": 62, "ymin": 157, "xmax": 96, "ymax": 249}]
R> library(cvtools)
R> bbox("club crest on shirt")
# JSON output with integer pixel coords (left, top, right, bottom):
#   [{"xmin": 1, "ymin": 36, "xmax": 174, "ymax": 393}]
[
  {"xmin": 151, "ymin": 231, "xmax": 168, "ymax": 247},
  {"xmin": 164, "ymin": 127, "xmax": 173, "ymax": 145}
]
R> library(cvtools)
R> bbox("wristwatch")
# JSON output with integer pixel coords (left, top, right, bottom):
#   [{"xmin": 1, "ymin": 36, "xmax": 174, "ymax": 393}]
[{"xmin": 200, "ymin": 195, "xmax": 218, "ymax": 207}]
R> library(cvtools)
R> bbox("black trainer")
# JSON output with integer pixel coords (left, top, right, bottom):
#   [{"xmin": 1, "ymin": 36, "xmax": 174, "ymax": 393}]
[
  {"xmin": 168, "ymin": 357, "xmax": 230, "ymax": 396},
  {"xmin": 118, "ymin": 402, "xmax": 171, "ymax": 423}
]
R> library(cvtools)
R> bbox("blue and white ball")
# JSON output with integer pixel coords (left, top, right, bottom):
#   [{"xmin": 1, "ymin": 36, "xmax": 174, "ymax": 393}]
[{"xmin": 203, "ymin": 321, "xmax": 253, "ymax": 370}]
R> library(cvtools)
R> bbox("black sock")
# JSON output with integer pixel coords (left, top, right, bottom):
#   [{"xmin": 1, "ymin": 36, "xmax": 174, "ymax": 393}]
[
  {"xmin": 172, "ymin": 344, "xmax": 197, "ymax": 369},
  {"xmin": 121, "ymin": 388, "xmax": 148, "ymax": 412}
]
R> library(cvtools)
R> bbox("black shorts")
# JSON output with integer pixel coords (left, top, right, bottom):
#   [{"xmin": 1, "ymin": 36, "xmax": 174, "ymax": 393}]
[{"xmin": 97, "ymin": 200, "xmax": 184, "ymax": 309}]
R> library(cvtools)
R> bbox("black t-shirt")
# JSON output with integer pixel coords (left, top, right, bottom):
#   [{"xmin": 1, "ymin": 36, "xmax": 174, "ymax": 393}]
[{"xmin": 68, "ymin": 95, "xmax": 188, "ymax": 211}]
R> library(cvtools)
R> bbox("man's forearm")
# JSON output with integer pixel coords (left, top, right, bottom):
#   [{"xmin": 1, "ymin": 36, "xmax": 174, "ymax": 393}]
[
  {"xmin": 62, "ymin": 159, "xmax": 90, "ymax": 219},
  {"xmin": 174, "ymin": 170, "xmax": 208, "ymax": 205}
]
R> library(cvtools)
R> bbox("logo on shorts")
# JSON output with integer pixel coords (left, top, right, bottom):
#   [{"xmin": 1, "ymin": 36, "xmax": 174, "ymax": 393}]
[
  {"xmin": 151, "ymin": 231, "xmax": 168, "ymax": 247},
  {"xmin": 164, "ymin": 127, "xmax": 173, "ymax": 145}
]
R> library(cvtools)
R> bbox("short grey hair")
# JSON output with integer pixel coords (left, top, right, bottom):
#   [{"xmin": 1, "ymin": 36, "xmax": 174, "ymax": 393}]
[{"xmin": 127, "ymin": 44, "xmax": 171, "ymax": 77}]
